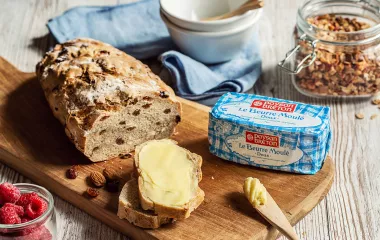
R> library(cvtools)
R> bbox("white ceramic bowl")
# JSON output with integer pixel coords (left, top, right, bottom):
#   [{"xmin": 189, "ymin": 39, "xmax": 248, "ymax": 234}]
[
  {"xmin": 160, "ymin": 0, "xmax": 257, "ymax": 32},
  {"xmin": 160, "ymin": 9, "xmax": 262, "ymax": 64}
]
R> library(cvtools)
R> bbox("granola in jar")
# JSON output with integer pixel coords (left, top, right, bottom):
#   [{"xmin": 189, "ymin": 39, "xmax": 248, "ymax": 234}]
[
  {"xmin": 278, "ymin": 0, "xmax": 380, "ymax": 98},
  {"xmin": 296, "ymin": 14, "xmax": 380, "ymax": 96}
]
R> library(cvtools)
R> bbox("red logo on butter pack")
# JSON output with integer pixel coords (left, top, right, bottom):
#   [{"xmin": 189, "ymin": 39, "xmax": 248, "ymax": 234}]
[
  {"xmin": 251, "ymin": 100, "xmax": 296, "ymax": 112},
  {"xmin": 246, "ymin": 132, "xmax": 279, "ymax": 148}
]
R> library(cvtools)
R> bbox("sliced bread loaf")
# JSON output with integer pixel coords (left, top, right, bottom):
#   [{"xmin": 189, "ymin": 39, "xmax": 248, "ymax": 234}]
[
  {"xmin": 117, "ymin": 178, "xmax": 173, "ymax": 229},
  {"xmin": 36, "ymin": 38, "xmax": 181, "ymax": 162},
  {"xmin": 134, "ymin": 139, "xmax": 204, "ymax": 220}
]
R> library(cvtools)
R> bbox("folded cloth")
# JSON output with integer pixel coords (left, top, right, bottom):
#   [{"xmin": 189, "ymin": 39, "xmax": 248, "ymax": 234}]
[{"xmin": 47, "ymin": 0, "xmax": 262, "ymax": 105}]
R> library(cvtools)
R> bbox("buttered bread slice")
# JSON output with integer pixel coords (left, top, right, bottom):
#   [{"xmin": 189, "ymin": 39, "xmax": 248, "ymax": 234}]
[{"xmin": 135, "ymin": 139, "xmax": 204, "ymax": 220}]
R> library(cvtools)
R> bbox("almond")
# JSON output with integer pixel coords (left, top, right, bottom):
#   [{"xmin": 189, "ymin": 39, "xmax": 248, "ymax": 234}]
[
  {"xmin": 103, "ymin": 167, "xmax": 117, "ymax": 181},
  {"xmin": 90, "ymin": 171, "xmax": 106, "ymax": 187}
]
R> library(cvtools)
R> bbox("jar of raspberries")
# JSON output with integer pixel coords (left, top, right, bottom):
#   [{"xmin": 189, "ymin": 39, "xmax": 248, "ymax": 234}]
[
  {"xmin": 278, "ymin": 0, "xmax": 380, "ymax": 98},
  {"xmin": 0, "ymin": 183, "xmax": 56, "ymax": 240}
]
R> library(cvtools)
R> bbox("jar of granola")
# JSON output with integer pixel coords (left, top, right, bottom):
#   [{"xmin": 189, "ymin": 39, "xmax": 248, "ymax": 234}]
[{"xmin": 278, "ymin": 0, "xmax": 380, "ymax": 98}]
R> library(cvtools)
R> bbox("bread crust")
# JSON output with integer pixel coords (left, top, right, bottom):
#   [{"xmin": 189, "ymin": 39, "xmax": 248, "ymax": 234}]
[
  {"xmin": 36, "ymin": 38, "xmax": 181, "ymax": 162},
  {"xmin": 134, "ymin": 140, "xmax": 204, "ymax": 220},
  {"xmin": 117, "ymin": 179, "xmax": 173, "ymax": 229}
]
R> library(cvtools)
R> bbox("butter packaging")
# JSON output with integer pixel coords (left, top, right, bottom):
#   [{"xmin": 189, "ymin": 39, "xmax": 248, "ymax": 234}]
[{"xmin": 208, "ymin": 93, "xmax": 331, "ymax": 174}]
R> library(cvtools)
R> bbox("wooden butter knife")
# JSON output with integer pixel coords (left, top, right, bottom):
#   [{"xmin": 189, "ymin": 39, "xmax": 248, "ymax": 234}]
[{"xmin": 244, "ymin": 177, "xmax": 300, "ymax": 240}]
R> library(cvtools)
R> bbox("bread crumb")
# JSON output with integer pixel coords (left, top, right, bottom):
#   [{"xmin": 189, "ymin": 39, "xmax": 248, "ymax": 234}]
[
  {"xmin": 372, "ymin": 99, "xmax": 380, "ymax": 105},
  {"xmin": 119, "ymin": 167, "xmax": 123, "ymax": 170},
  {"xmin": 211, "ymin": 176, "xmax": 214, "ymax": 180},
  {"xmin": 355, "ymin": 113, "xmax": 364, "ymax": 119},
  {"xmin": 370, "ymin": 114, "xmax": 377, "ymax": 120}
]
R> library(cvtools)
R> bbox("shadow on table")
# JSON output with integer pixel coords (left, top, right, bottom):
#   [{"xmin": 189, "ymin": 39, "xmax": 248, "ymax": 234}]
[
  {"xmin": 4, "ymin": 77, "xmax": 89, "ymax": 166},
  {"xmin": 29, "ymin": 33, "xmax": 58, "ymax": 53}
]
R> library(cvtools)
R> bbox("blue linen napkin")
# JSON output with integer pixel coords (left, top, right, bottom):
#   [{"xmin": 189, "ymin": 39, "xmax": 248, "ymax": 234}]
[{"xmin": 47, "ymin": 0, "xmax": 262, "ymax": 105}]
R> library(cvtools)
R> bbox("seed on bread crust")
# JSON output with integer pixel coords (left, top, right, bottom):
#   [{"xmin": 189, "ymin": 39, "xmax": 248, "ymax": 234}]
[{"xmin": 159, "ymin": 91, "xmax": 169, "ymax": 98}]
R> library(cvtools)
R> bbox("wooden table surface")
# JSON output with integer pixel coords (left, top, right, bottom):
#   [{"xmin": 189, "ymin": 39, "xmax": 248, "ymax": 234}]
[{"xmin": 0, "ymin": 0, "xmax": 378, "ymax": 239}]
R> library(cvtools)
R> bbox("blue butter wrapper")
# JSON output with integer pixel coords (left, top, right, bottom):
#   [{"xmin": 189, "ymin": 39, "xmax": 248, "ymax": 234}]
[{"xmin": 208, "ymin": 93, "xmax": 332, "ymax": 174}]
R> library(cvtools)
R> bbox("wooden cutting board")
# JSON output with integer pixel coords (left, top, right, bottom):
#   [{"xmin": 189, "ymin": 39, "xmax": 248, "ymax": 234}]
[{"xmin": 0, "ymin": 57, "xmax": 334, "ymax": 240}]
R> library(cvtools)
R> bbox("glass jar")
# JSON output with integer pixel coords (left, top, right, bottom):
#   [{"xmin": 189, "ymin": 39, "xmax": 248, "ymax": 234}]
[
  {"xmin": 0, "ymin": 184, "xmax": 57, "ymax": 240},
  {"xmin": 278, "ymin": 0, "xmax": 380, "ymax": 98}
]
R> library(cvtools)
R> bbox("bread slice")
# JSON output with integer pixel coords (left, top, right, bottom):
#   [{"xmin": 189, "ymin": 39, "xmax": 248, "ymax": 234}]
[
  {"xmin": 134, "ymin": 139, "xmax": 204, "ymax": 220},
  {"xmin": 36, "ymin": 38, "xmax": 181, "ymax": 162},
  {"xmin": 117, "ymin": 178, "xmax": 173, "ymax": 229}
]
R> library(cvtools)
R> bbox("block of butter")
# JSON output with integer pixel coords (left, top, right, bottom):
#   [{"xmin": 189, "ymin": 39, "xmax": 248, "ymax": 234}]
[{"xmin": 208, "ymin": 93, "xmax": 331, "ymax": 174}]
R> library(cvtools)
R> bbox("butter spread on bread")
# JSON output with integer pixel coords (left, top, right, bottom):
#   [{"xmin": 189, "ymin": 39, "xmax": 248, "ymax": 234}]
[
  {"xmin": 36, "ymin": 38, "xmax": 181, "ymax": 162},
  {"xmin": 135, "ymin": 139, "xmax": 204, "ymax": 220},
  {"xmin": 137, "ymin": 139, "xmax": 197, "ymax": 206}
]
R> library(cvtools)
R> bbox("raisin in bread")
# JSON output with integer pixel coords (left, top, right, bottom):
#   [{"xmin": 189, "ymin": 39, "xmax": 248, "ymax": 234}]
[
  {"xmin": 117, "ymin": 178, "xmax": 173, "ymax": 229},
  {"xmin": 134, "ymin": 139, "xmax": 204, "ymax": 220},
  {"xmin": 36, "ymin": 38, "xmax": 181, "ymax": 162}
]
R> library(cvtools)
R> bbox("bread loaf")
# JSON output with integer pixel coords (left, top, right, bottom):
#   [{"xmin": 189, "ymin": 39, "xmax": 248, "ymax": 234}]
[{"xmin": 36, "ymin": 38, "xmax": 181, "ymax": 162}]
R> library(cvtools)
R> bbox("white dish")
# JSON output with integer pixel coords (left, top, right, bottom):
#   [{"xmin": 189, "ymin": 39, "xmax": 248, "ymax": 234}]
[
  {"xmin": 160, "ymin": 9, "xmax": 262, "ymax": 64},
  {"xmin": 160, "ymin": 0, "xmax": 257, "ymax": 32}
]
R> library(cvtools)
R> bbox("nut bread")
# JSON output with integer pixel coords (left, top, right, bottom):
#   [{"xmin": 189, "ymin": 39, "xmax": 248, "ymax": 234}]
[
  {"xmin": 117, "ymin": 178, "xmax": 173, "ymax": 229},
  {"xmin": 134, "ymin": 139, "xmax": 204, "ymax": 220},
  {"xmin": 36, "ymin": 38, "xmax": 181, "ymax": 162}
]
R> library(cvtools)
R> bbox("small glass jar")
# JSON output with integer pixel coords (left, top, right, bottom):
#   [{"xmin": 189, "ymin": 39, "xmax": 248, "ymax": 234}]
[
  {"xmin": 0, "ymin": 184, "xmax": 57, "ymax": 240},
  {"xmin": 278, "ymin": 0, "xmax": 380, "ymax": 98}
]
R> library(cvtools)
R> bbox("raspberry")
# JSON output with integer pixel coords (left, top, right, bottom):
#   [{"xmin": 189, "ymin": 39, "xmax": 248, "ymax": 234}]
[
  {"xmin": 0, "ymin": 183, "xmax": 21, "ymax": 204},
  {"xmin": 2, "ymin": 203, "xmax": 24, "ymax": 217},
  {"xmin": 21, "ymin": 217, "xmax": 31, "ymax": 223},
  {"xmin": 25, "ymin": 196, "xmax": 48, "ymax": 219},
  {"xmin": 0, "ymin": 205, "xmax": 21, "ymax": 224},
  {"xmin": 16, "ymin": 192, "xmax": 39, "ymax": 207}
]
